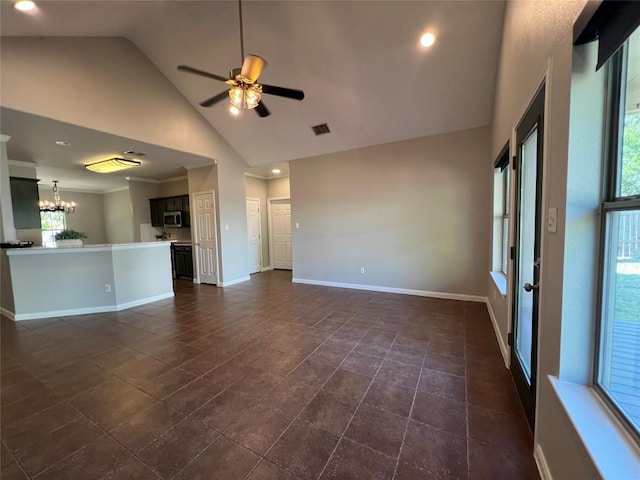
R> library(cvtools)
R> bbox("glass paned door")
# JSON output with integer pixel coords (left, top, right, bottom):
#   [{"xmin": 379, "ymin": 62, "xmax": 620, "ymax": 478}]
[
  {"xmin": 515, "ymin": 127, "xmax": 538, "ymax": 380},
  {"xmin": 511, "ymin": 86, "xmax": 545, "ymax": 429}
]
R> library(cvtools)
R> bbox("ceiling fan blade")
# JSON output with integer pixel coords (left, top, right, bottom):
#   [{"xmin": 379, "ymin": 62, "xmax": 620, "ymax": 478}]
[
  {"xmin": 177, "ymin": 65, "xmax": 228, "ymax": 83},
  {"xmin": 255, "ymin": 102, "xmax": 270, "ymax": 118},
  {"xmin": 261, "ymin": 84, "xmax": 305, "ymax": 101},
  {"xmin": 240, "ymin": 54, "xmax": 267, "ymax": 83},
  {"xmin": 199, "ymin": 91, "xmax": 230, "ymax": 108}
]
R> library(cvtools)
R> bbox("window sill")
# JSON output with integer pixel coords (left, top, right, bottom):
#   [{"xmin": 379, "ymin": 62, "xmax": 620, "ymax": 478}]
[
  {"xmin": 489, "ymin": 271, "xmax": 508, "ymax": 297},
  {"xmin": 549, "ymin": 376, "xmax": 640, "ymax": 479}
]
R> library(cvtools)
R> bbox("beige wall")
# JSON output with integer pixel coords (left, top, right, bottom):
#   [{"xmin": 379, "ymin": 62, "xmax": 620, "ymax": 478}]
[
  {"xmin": 487, "ymin": 1, "xmax": 602, "ymax": 478},
  {"xmin": 128, "ymin": 180, "xmax": 160, "ymax": 242},
  {"xmin": 158, "ymin": 178, "xmax": 188, "ymax": 197},
  {"xmin": 1, "ymin": 37, "xmax": 232, "ymax": 160},
  {"xmin": 103, "ymin": 189, "xmax": 134, "ymax": 244},
  {"xmin": 290, "ymin": 126, "xmax": 491, "ymax": 297},
  {"xmin": 38, "ymin": 187, "xmax": 107, "ymax": 245},
  {"xmin": 217, "ymin": 159, "xmax": 250, "ymax": 282},
  {"xmin": 2, "ymin": 36, "xmax": 251, "ymax": 284},
  {"xmin": 245, "ymin": 176, "xmax": 269, "ymax": 268},
  {"xmin": 267, "ymin": 177, "xmax": 290, "ymax": 199}
]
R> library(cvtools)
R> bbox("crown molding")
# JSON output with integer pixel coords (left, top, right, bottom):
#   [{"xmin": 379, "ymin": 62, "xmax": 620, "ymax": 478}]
[
  {"xmin": 8, "ymin": 160, "xmax": 38, "ymax": 168},
  {"xmin": 160, "ymin": 176, "xmax": 188, "ymax": 183},
  {"xmin": 125, "ymin": 176, "xmax": 160, "ymax": 184},
  {"xmin": 245, "ymin": 172, "xmax": 290, "ymax": 181},
  {"xmin": 245, "ymin": 172, "xmax": 267, "ymax": 180},
  {"xmin": 184, "ymin": 161, "xmax": 217, "ymax": 170},
  {"xmin": 125, "ymin": 175, "xmax": 188, "ymax": 185},
  {"xmin": 103, "ymin": 186, "xmax": 130, "ymax": 193}
]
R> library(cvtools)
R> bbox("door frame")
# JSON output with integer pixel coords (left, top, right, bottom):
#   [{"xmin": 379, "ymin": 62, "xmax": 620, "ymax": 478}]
[
  {"xmin": 191, "ymin": 190, "xmax": 220, "ymax": 285},
  {"xmin": 246, "ymin": 197, "xmax": 263, "ymax": 274},
  {"xmin": 267, "ymin": 196, "xmax": 291, "ymax": 271},
  {"xmin": 509, "ymin": 82, "xmax": 547, "ymax": 431}
]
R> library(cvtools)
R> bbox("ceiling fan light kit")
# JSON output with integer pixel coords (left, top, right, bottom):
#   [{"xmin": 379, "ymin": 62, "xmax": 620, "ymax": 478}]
[
  {"xmin": 85, "ymin": 157, "xmax": 141, "ymax": 173},
  {"xmin": 177, "ymin": 0, "xmax": 304, "ymax": 118},
  {"xmin": 229, "ymin": 83, "xmax": 262, "ymax": 109}
]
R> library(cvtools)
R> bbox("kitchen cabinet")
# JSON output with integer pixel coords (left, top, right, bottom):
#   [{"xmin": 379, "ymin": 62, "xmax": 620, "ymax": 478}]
[
  {"xmin": 149, "ymin": 199, "xmax": 163, "ymax": 227},
  {"xmin": 10, "ymin": 177, "xmax": 41, "ymax": 229},
  {"xmin": 149, "ymin": 194, "xmax": 190, "ymax": 227},
  {"xmin": 173, "ymin": 245, "xmax": 193, "ymax": 279}
]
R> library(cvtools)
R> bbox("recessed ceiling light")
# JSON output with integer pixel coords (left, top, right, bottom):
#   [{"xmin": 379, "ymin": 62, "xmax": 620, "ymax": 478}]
[
  {"xmin": 55, "ymin": 140, "xmax": 71, "ymax": 146},
  {"xmin": 420, "ymin": 32, "xmax": 436, "ymax": 48},
  {"xmin": 230, "ymin": 106, "xmax": 240, "ymax": 116},
  {"xmin": 14, "ymin": 0, "xmax": 36, "ymax": 11},
  {"xmin": 271, "ymin": 169, "xmax": 281, "ymax": 174}
]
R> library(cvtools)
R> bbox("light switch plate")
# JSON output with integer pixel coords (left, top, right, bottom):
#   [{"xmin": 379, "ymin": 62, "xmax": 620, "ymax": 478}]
[{"xmin": 547, "ymin": 208, "xmax": 557, "ymax": 233}]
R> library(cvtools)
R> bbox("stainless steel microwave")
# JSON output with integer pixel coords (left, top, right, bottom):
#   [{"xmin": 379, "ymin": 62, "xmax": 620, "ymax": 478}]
[{"xmin": 163, "ymin": 211, "xmax": 183, "ymax": 228}]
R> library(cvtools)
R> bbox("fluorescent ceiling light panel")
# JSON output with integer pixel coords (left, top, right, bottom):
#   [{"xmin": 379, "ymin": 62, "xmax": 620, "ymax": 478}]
[{"xmin": 86, "ymin": 157, "xmax": 141, "ymax": 173}]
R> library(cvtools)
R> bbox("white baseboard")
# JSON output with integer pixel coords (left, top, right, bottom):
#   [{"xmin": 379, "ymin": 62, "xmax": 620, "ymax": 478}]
[
  {"xmin": 219, "ymin": 276, "xmax": 251, "ymax": 287},
  {"xmin": 114, "ymin": 291, "xmax": 174, "ymax": 311},
  {"xmin": 292, "ymin": 278, "xmax": 486, "ymax": 303},
  {"xmin": 0, "ymin": 307, "xmax": 16, "ymax": 320},
  {"xmin": 485, "ymin": 299, "xmax": 510, "ymax": 368},
  {"xmin": 10, "ymin": 291, "xmax": 175, "ymax": 321},
  {"xmin": 261, "ymin": 266, "xmax": 273, "ymax": 272},
  {"xmin": 534, "ymin": 443, "xmax": 552, "ymax": 480}
]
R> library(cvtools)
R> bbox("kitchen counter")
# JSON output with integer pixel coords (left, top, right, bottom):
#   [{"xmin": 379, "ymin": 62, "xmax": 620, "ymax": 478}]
[
  {"xmin": 5, "ymin": 241, "xmax": 172, "ymax": 255},
  {"xmin": 2, "ymin": 241, "xmax": 174, "ymax": 320}
]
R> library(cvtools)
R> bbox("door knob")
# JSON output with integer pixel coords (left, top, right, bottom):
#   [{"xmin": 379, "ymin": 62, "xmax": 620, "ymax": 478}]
[{"xmin": 523, "ymin": 283, "xmax": 538, "ymax": 292}]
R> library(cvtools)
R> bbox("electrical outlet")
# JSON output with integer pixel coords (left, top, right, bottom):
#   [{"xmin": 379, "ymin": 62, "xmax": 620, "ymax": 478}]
[
  {"xmin": 105, "ymin": 284, "xmax": 111, "ymax": 293},
  {"xmin": 225, "ymin": 224, "xmax": 230, "ymax": 231},
  {"xmin": 360, "ymin": 267, "xmax": 365, "ymax": 274},
  {"xmin": 295, "ymin": 222, "xmax": 300, "ymax": 229}
]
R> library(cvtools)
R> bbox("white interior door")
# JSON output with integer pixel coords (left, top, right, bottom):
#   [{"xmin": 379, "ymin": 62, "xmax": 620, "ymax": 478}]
[
  {"xmin": 271, "ymin": 200, "xmax": 292, "ymax": 270},
  {"xmin": 193, "ymin": 192, "xmax": 218, "ymax": 285},
  {"xmin": 246, "ymin": 198, "xmax": 261, "ymax": 274}
]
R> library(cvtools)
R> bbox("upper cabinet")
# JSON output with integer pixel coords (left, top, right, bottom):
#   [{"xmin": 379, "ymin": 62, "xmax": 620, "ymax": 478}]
[
  {"xmin": 10, "ymin": 177, "xmax": 41, "ymax": 229},
  {"xmin": 149, "ymin": 194, "xmax": 190, "ymax": 227}
]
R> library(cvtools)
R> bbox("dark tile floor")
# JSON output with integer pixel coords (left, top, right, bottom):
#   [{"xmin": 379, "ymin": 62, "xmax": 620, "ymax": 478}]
[{"xmin": 1, "ymin": 271, "xmax": 539, "ymax": 479}]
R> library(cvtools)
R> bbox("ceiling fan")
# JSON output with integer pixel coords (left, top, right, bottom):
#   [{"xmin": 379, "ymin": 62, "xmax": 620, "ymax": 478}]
[{"xmin": 177, "ymin": 0, "xmax": 304, "ymax": 118}]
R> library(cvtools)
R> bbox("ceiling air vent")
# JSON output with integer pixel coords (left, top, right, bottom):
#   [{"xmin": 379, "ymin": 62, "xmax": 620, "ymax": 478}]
[
  {"xmin": 311, "ymin": 123, "xmax": 330, "ymax": 136},
  {"xmin": 123, "ymin": 150, "xmax": 147, "ymax": 157}
]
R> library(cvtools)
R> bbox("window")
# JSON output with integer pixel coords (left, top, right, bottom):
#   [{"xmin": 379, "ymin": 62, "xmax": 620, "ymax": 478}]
[
  {"xmin": 492, "ymin": 142, "xmax": 510, "ymax": 288},
  {"xmin": 40, "ymin": 211, "xmax": 66, "ymax": 247},
  {"xmin": 501, "ymin": 166, "xmax": 510, "ymax": 275},
  {"xmin": 597, "ymin": 28, "xmax": 640, "ymax": 438}
]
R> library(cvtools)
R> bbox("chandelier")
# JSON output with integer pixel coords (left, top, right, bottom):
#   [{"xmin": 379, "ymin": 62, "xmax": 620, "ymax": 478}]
[{"xmin": 39, "ymin": 181, "xmax": 76, "ymax": 214}]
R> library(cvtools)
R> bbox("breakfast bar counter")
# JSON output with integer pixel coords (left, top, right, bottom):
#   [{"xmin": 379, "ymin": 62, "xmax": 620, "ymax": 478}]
[{"xmin": 2, "ymin": 241, "xmax": 174, "ymax": 320}]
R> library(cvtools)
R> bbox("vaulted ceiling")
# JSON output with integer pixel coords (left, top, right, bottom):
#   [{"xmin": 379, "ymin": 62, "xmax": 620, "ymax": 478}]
[{"xmin": 1, "ymin": 0, "xmax": 504, "ymax": 189}]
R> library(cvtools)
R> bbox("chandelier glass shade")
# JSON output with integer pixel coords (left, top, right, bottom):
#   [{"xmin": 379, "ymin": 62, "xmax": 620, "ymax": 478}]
[
  {"xmin": 39, "ymin": 181, "xmax": 76, "ymax": 214},
  {"xmin": 229, "ymin": 84, "xmax": 262, "ymax": 109}
]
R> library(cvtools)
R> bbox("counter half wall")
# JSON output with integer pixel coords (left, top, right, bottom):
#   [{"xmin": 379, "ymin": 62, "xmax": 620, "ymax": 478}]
[{"xmin": 2, "ymin": 242, "xmax": 174, "ymax": 320}]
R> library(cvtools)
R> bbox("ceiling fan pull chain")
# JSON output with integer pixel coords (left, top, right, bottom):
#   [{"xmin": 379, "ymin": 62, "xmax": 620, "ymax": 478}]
[{"xmin": 238, "ymin": 0, "xmax": 245, "ymax": 62}]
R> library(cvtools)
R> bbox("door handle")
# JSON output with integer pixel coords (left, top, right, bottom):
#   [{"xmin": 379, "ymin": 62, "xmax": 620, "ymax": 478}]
[{"xmin": 523, "ymin": 283, "xmax": 538, "ymax": 292}]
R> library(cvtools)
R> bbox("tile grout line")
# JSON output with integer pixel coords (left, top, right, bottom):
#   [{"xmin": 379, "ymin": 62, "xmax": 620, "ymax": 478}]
[
  {"xmin": 390, "ymin": 332, "xmax": 428, "ymax": 480},
  {"xmin": 1, "ymin": 437, "xmax": 32, "ymax": 480},
  {"xmin": 242, "ymin": 315, "xmax": 391, "ymax": 480},
  {"xmin": 173, "ymin": 313, "xmax": 359, "ymax": 480},
  {"xmin": 315, "ymin": 331, "xmax": 398, "ymax": 480}
]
